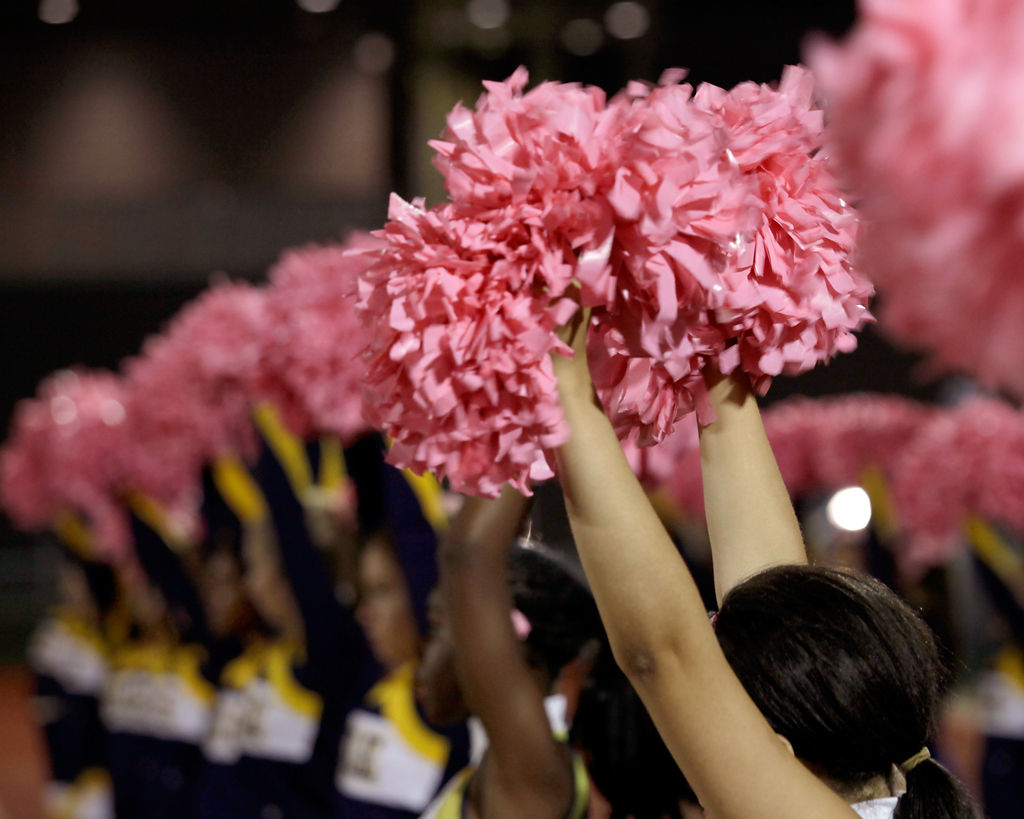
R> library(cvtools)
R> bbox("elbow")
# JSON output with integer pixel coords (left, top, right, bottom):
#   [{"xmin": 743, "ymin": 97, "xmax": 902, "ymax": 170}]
[
  {"xmin": 614, "ymin": 643, "xmax": 660, "ymax": 684},
  {"xmin": 438, "ymin": 533, "xmax": 476, "ymax": 573},
  {"xmin": 606, "ymin": 629, "xmax": 669, "ymax": 686}
]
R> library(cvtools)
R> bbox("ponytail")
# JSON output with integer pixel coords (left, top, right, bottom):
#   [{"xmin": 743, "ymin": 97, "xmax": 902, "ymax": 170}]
[{"xmin": 894, "ymin": 758, "xmax": 975, "ymax": 819}]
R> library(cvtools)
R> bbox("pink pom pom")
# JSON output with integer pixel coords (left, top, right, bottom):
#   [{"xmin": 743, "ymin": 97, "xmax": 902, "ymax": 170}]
[
  {"xmin": 592, "ymin": 68, "xmax": 870, "ymax": 442},
  {"xmin": 591, "ymin": 72, "xmax": 757, "ymax": 440},
  {"xmin": 0, "ymin": 370, "xmax": 131, "ymax": 555},
  {"xmin": 692, "ymin": 66, "xmax": 873, "ymax": 392},
  {"xmin": 1, "ymin": 397, "xmax": 55, "ymax": 531},
  {"xmin": 358, "ymin": 195, "xmax": 579, "ymax": 497},
  {"xmin": 264, "ymin": 233, "xmax": 382, "ymax": 442},
  {"xmin": 121, "ymin": 281, "xmax": 267, "ymax": 507},
  {"xmin": 619, "ymin": 415, "xmax": 699, "ymax": 489},
  {"xmin": 808, "ymin": 0, "xmax": 1024, "ymax": 397},
  {"xmin": 890, "ymin": 397, "xmax": 1024, "ymax": 570},
  {"xmin": 429, "ymin": 67, "xmax": 618, "ymax": 306}
]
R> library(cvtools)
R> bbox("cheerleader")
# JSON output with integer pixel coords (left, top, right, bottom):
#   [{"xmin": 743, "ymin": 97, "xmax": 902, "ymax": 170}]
[
  {"xmin": 29, "ymin": 524, "xmax": 120, "ymax": 819},
  {"xmin": 101, "ymin": 504, "xmax": 216, "ymax": 819},
  {"xmin": 196, "ymin": 415, "xmax": 379, "ymax": 819},
  {"xmin": 550, "ymin": 313, "xmax": 975, "ymax": 819},
  {"xmin": 417, "ymin": 488, "xmax": 600, "ymax": 819},
  {"xmin": 334, "ymin": 433, "xmax": 472, "ymax": 818}
]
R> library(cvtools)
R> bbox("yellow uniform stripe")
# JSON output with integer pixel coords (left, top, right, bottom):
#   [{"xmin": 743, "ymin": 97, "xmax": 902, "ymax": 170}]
[
  {"xmin": 860, "ymin": 465, "xmax": 897, "ymax": 540},
  {"xmin": 401, "ymin": 470, "xmax": 449, "ymax": 532},
  {"xmin": 318, "ymin": 435, "xmax": 347, "ymax": 491},
  {"xmin": 212, "ymin": 455, "xmax": 269, "ymax": 525},
  {"xmin": 53, "ymin": 511, "xmax": 97, "ymax": 559},
  {"xmin": 253, "ymin": 403, "xmax": 313, "ymax": 495},
  {"xmin": 366, "ymin": 662, "xmax": 449, "ymax": 764}
]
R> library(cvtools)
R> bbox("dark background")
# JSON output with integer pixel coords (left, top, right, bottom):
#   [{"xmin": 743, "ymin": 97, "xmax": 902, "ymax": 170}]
[{"xmin": 2, "ymin": 0, "xmax": 944, "ymax": 651}]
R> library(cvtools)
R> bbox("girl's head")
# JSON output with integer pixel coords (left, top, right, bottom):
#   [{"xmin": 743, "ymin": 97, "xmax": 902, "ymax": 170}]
[
  {"xmin": 506, "ymin": 544, "xmax": 603, "ymax": 683},
  {"xmin": 714, "ymin": 565, "xmax": 974, "ymax": 818},
  {"xmin": 417, "ymin": 542, "xmax": 602, "ymax": 726},
  {"xmin": 356, "ymin": 533, "xmax": 421, "ymax": 671},
  {"xmin": 201, "ymin": 546, "xmax": 258, "ymax": 639}
]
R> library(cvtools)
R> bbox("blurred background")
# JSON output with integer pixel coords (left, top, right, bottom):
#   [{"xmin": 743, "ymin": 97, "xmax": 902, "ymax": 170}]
[
  {"xmin": 4, "ymin": 2, "xmax": 979, "ymax": 815},
  {"xmin": 7, "ymin": 0, "xmax": 924, "ymax": 657}
]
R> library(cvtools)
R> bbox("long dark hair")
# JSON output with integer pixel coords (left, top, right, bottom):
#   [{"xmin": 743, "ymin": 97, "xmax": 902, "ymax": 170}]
[{"xmin": 714, "ymin": 565, "xmax": 975, "ymax": 819}]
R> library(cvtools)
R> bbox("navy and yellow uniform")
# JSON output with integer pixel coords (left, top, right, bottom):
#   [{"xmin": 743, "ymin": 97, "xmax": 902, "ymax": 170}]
[
  {"xmin": 196, "ymin": 416, "xmax": 379, "ymax": 819},
  {"xmin": 29, "ymin": 607, "xmax": 114, "ymax": 819},
  {"xmin": 101, "ymin": 503, "xmax": 218, "ymax": 819},
  {"xmin": 336, "ymin": 661, "xmax": 470, "ymax": 816},
  {"xmin": 335, "ymin": 437, "xmax": 471, "ymax": 817},
  {"xmin": 420, "ymin": 695, "xmax": 589, "ymax": 819},
  {"xmin": 102, "ymin": 638, "xmax": 214, "ymax": 819}
]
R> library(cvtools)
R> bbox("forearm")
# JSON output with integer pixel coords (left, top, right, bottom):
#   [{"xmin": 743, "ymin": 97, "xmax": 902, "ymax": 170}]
[
  {"xmin": 440, "ymin": 489, "xmax": 532, "ymax": 717},
  {"xmin": 554, "ymin": 374, "xmax": 710, "ymax": 678},
  {"xmin": 440, "ymin": 490, "xmax": 566, "ymax": 777},
  {"xmin": 699, "ymin": 369, "xmax": 807, "ymax": 605}
]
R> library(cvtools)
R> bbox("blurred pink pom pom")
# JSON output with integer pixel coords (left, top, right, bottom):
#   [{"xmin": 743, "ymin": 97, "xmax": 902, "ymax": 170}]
[
  {"xmin": 0, "ymin": 370, "xmax": 131, "ymax": 555},
  {"xmin": 662, "ymin": 393, "xmax": 930, "ymax": 518},
  {"xmin": 121, "ymin": 281, "xmax": 267, "ymax": 507},
  {"xmin": 264, "ymin": 233, "xmax": 382, "ymax": 442},
  {"xmin": 358, "ymin": 195, "xmax": 579, "ymax": 497},
  {"xmin": 762, "ymin": 394, "xmax": 930, "ymax": 497},
  {"xmin": 891, "ymin": 398, "xmax": 1024, "ymax": 570},
  {"xmin": 808, "ymin": 0, "xmax": 1024, "ymax": 396}
]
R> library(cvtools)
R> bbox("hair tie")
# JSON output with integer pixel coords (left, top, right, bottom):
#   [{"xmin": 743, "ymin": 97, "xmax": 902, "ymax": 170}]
[
  {"xmin": 510, "ymin": 608, "xmax": 532, "ymax": 641},
  {"xmin": 899, "ymin": 747, "xmax": 930, "ymax": 773}
]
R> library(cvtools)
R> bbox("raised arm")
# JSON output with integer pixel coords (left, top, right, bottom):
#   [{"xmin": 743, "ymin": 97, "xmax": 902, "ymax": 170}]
[
  {"xmin": 439, "ymin": 488, "xmax": 576, "ymax": 817},
  {"xmin": 550, "ymin": 313, "xmax": 855, "ymax": 819},
  {"xmin": 699, "ymin": 368, "xmax": 807, "ymax": 605}
]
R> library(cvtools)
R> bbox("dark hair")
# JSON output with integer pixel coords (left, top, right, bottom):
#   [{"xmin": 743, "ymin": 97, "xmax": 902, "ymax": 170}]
[
  {"xmin": 572, "ymin": 639, "xmax": 698, "ymax": 818},
  {"xmin": 714, "ymin": 565, "xmax": 974, "ymax": 819},
  {"xmin": 508, "ymin": 544, "xmax": 602, "ymax": 680}
]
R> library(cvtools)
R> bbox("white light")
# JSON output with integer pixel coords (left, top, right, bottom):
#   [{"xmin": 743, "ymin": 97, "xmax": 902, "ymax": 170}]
[
  {"xmin": 38, "ymin": 0, "xmax": 78, "ymax": 25},
  {"xmin": 50, "ymin": 395, "xmax": 77, "ymax": 426},
  {"xmin": 561, "ymin": 18, "xmax": 603, "ymax": 56},
  {"xmin": 826, "ymin": 486, "xmax": 872, "ymax": 532},
  {"xmin": 296, "ymin": 0, "xmax": 341, "ymax": 13},
  {"xmin": 604, "ymin": 1, "xmax": 650, "ymax": 40},
  {"xmin": 100, "ymin": 400, "xmax": 126, "ymax": 427},
  {"xmin": 353, "ymin": 32, "xmax": 396, "ymax": 75},
  {"xmin": 466, "ymin": 0, "xmax": 509, "ymax": 30}
]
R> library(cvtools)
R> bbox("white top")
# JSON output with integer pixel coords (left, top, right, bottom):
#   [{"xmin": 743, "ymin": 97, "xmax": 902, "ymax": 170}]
[{"xmin": 851, "ymin": 796, "xmax": 899, "ymax": 819}]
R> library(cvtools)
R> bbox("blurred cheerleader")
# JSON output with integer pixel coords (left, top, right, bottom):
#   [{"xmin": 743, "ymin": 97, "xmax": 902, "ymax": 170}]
[
  {"xmin": 416, "ymin": 487, "xmax": 603, "ymax": 819},
  {"xmin": 28, "ymin": 524, "xmax": 123, "ymax": 819},
  {"xmin": 550, "ymin": 311, "xmax": 975, "ymax": 819},
  {"xmin": 334, "ymin": 433, "xmax": 472, "ymax": 818}
]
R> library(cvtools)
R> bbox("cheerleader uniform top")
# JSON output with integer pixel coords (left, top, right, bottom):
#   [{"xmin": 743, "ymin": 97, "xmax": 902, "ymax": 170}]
[
  {"xmin": 196, "ymin": 443, "xmax": 380, "ymax": 819},
  {"xmin": 102, "ymin": 509, "xmax": 222, "ymax": 819},
  {"xmin": 30, "ymin": 608, "xmax": 115, "ymax": 819},
  {"xmin": 851, "ymin": 797, "xmax": 899, "ymax": 819},
  {"xmin": 334, "ymin": 455, "xmax": 471, "ymax": 817},
  {"xmin": 335, "ymin": 661, "xmax": 471, "ymax": 817},
  {"xmin": 419, "ymin": 694, "xmax": 589, "ymax": 819}
]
